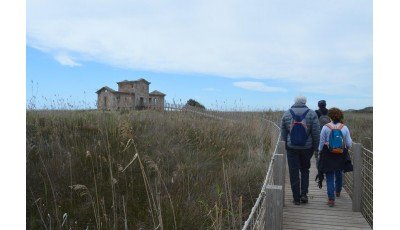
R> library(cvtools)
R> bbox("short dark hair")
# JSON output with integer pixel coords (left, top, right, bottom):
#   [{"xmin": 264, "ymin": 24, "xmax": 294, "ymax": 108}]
[
  {"xmin": 328, "ymin": 107, "xmax": 344, "ymax": 123},
  {"xmin": 318, "ymin": 100, "xmax": 326, "ymax": 108}
]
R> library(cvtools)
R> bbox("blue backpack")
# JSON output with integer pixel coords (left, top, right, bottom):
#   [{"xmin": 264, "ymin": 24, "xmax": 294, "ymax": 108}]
[
  {"xmin": 289, "ymin": 109, "xmax": 310, "ymax": 146},
  {"xmin": 326, "ymin": 123, "xmax": 345, "ymax": 154}
]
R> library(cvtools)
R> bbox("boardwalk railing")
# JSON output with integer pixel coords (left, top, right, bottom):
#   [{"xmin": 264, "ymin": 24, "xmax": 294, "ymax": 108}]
[
  {"xmin": 344, "ymin": 143, "xmax": 373, "ymax": 227},
  {"xmin": 162, "ymin": 104, "xmax": 373, "ymax": 229},
  {"xmin": 242, "ymin": 119, "xmax": 286, "ymax": 230}
]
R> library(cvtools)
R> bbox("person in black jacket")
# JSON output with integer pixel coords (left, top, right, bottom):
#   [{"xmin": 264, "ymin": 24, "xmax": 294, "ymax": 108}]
[
  {"xmin": 315, "ymin": 100, "xmax": 328, "ymax": 118},
  {"xmin": 314, "ymin": 100, "xmax": 330, "ymax": 162}
]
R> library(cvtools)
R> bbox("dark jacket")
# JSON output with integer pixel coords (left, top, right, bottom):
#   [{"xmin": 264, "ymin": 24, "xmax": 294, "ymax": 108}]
[
  {"xmin": 315, "ymin": 108, "xmax": 328, "ymax": 118},
  {"xmin": 318, "ymin": 145, "xmax": 353, "ymax": 173},
  {"xmin": 280, "ymin": 103, "xmax": 320, "ymax": 151}
]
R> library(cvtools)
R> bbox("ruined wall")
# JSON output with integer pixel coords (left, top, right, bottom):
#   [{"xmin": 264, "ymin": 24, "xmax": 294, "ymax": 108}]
[
  {"xmin": 132, "ymin": 82, "xmax": 149, "ymax": 108},
  {"xmin": 97, "ymin": 90, "xmax": 136, "ymax": 110},
  {"xmin": 115, "ymin": 94, "xmax": 135, "ymax": 109},
  {"xmin": 97, "ymin": 90, "xmax": 117, "ymax": 110},
  {"xmin": 118, "ymin": 84, "xmax": 133, "ymax": 93},
  {"xmin": 117, "ymin": 82, "xmax": 149, "ymax": 108},
  {"xmin": 149, "ymin": 95, "xmax": 165, "ymax": 109}
]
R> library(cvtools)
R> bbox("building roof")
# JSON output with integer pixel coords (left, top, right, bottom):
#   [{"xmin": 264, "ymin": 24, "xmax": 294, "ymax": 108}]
[
  {"xmin": 149, "ymin": 90, "xmax": 166, "ymax": 96},
  {"xmin": 96, "ymin": 86, "xmax": 134, "ymax": 95},
  {"xmin": 96, "ymin": 86, "xmax": 116, "ymax": 94},
  {"xmin": 117, "ymin": 78, "xmax": 150, "ymax": 85}
]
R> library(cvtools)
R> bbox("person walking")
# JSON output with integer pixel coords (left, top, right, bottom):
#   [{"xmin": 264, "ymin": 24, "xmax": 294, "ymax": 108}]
[
  {"xmin": 281, "ymin": 95, "xmax": 320, "ymax": 205},
  {"xmin": 315, "ymin": 100, "xmax": 330, "ymax": 129},
  {"xmin": 314, "ymin": 100, "xmax": 330, "ymax": 164},
  {"xmin": 317, "ymin": 107, "xmax": 353, "ymax": 207}
]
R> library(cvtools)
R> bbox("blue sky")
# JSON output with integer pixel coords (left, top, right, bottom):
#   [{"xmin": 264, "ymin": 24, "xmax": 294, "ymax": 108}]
[{"xmin": 26, "ymin": 0, "xmax": 372, "ymax": 110}]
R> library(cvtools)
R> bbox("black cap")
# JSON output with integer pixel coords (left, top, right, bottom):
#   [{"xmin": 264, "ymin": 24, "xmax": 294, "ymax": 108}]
[{"xmin": 318, "ymin": 100, "xmax": 326, "ymax": 108}]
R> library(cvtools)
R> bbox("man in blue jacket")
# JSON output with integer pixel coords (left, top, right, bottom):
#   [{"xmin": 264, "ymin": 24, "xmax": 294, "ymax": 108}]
[{"xmin": 281, "ymin": 96, "xmax": 320, "ymax": 205}]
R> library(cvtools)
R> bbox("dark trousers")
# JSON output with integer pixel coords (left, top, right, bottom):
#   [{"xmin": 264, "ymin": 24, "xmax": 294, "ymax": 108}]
[{"xmin": 286, "ymin": 148, "xmax": 314, "ymax": 202}]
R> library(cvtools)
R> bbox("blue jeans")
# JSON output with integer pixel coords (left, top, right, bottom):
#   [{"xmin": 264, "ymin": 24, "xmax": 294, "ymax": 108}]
[
  {"xmin": 286, "ymin": 148, "xmax": 314, "ymax": 201},
  {"xmin": 325, "ymin": 170, "xmax": 343, "ymax": 200}
]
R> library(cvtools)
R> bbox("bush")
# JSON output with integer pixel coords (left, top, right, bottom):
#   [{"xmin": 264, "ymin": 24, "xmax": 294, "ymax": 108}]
[{"xmin": 185, "ymin": 99, "xmax": 206, "ymax": 110}]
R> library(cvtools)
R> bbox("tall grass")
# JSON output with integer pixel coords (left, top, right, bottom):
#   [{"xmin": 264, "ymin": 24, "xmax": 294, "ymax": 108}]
[
  {"xmin": 343, "ymin": 112, "xmax": 373, "ymax": 150},
  {"xmin": 260, "ymin": 110, "xmax": 373, "ymax": 149},
  {"xmin": 27, "ymin": 109, "xmax": 272, "ymax": 229}
]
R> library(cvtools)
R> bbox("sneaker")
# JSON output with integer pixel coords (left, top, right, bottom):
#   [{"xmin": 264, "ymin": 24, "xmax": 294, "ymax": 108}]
[
  {"xmin": 327, "ymin": 199, "xmax": 335, "ymax": 207},
  {"xmin": 335, "ymin": 192, "xmax": 341, "ymax": 197},
  {"xmin": 300, "ymin": 194, "xmax": 308, "ymax": 203},
  {"xmin": 293, "ymin": 200, "xmax": 300, "ymax": 205}
]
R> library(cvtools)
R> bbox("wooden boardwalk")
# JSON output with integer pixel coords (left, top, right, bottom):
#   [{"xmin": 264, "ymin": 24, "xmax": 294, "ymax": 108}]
[{"xmin": 283, "ymin": 157, "xmax": 371, "ymax": 230}]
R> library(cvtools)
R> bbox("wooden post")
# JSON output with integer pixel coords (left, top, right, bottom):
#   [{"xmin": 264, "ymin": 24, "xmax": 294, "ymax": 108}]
[
  {"xmin": 278, "ymin": 141, "xmax": 286, "ymax": 206},
  {"xmin": 264, "ymin": 185, "xmax": 283, "ymax": 230},
  {"xmin": 273, "ymin": 154, "xmax": 285, "ymax": 186},
  {"xmin": 352, "ymin": 143, "xmax": 362, "ymax": 212}
]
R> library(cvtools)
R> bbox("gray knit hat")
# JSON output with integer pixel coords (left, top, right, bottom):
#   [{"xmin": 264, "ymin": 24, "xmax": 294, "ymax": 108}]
[{"xmin": 294, "ymin": 95, "xmax": 307, "ymax": 105}]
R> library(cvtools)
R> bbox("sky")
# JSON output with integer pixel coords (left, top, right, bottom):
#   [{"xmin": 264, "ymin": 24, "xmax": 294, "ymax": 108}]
[{"xmin": 26, "ymin": 0, "xmax": 372, "ymax": 110}]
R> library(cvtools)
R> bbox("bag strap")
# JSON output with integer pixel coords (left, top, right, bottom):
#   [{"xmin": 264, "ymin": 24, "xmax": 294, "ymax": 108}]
[
  {"xmin": 326, "ymin": 123, "xmax": 333, "ymax": 130},
  {"xmin": 290, "ymin": 109, "xmax": 309, "ymax": 121},
  {"xmin": 289, "ymin": 109, "xmax": 296, "ymax": 120},
  {"xmin": 300, "ymin": 109, "xmax": 310, "ymax": 120},
  {"xmin": 326, "ymin": 123, "xmax": 344, "ymax": 130}
]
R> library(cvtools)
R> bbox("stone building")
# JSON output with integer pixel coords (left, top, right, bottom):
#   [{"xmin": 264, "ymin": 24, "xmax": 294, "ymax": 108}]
[{"xmin": 96, "ymin": 78, "xmax": 166, "ymax": 110}]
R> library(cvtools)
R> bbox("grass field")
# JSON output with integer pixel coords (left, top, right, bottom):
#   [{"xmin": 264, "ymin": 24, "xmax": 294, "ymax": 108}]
[
  {"xmin": 27, "ymin": 109, "xmax": 276, "ymax": 229},
  {"xmin": 26, "ymin": 108, "xmax": 372, "ymax": 229}
]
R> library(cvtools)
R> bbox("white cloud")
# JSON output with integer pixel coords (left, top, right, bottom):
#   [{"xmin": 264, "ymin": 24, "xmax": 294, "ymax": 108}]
[
  {"xmin": 27, "ymin": 0, "xmax": 372, "ymax": 97},
  {"xmin": 54, "ymin": 54, "xmax": 81, "ymax": 67},
  {"xmin": 233, "ymin": 81, "xmax": 287, "ymax": 93}
]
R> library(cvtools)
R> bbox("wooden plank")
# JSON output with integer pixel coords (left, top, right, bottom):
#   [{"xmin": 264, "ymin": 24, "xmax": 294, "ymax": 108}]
[
  {"xmin": 284, "ymin": 223, "xmax": 370, "ymax": 230},
  {"xmin": 284, "ymin": 220, "xmax": 370, "ymax": 229},
  {"xmin": 284, "ymin": 216, "xmax": 371, "ymax": 225},
  {"xmin": 282, "ymin": 156, "xmax": 371, "ymax": 229},
  {"xmin": 284, "ymin": 209, "xmax": 365, "ymax": 218},
  {"xmin": 283, "ymin": 213, "xmax": 369, "ymax": 222}
]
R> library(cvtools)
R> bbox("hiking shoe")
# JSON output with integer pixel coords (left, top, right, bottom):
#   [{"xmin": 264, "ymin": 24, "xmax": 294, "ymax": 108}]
[
  {"xmin": 327, "ymin": 199, "xmax": 335, "ymax": 207},
  {"xmin": 335, "ymin": 192, "xmax": 341, "ymax": 198},
  {"xmin": 293, "ymin": 200, "xmax": 300, "ymax": 205},
  {"xmin": 300, "ymin": 194, "xmax": 308, "ymax": 203}
]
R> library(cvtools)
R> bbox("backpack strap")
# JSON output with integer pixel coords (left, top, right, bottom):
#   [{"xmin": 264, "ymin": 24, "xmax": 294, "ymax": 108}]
[
  {"xmin": 290, "ymin": 109, "xmax": 309, "ymax": 121},
  {"xmin": 326, "ymin": 123, "xmax": 344, "ymax": 130},
  {"xmin": 326, "ymin": 123, "xmax": 334, "ymax": 130},
  {"xmin": 300, "ymin": 109, "xmax": 310, "ymax": 120},
  {"xmin": 289, "ymin": 109, "xmax": 297, "ymax": 120}
]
